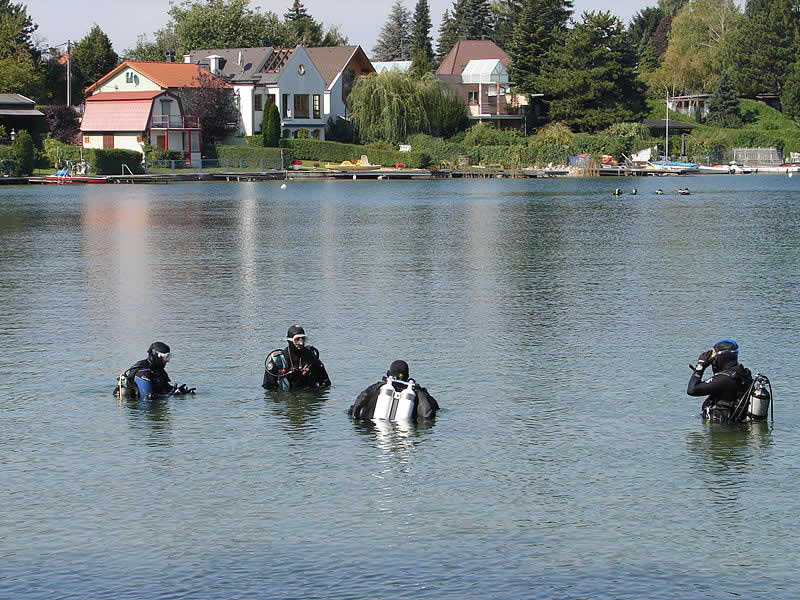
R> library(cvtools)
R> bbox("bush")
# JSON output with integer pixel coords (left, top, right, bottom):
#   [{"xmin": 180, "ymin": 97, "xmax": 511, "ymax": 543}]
[
  {"xmin": 91, "ymin": 149, "xmax": 144, "ymax": 174},
  {"xmin": 463, "ymin": 122, "xmax": 524, "ymax": 147},
  {"xmin": 12, "ymin": 130, "xmax": 35, "ymax": 175},
  {"xmin": 42, "ymin": 105, "xmax": 81, "ymax": 144},
  {"xmin": 217, "ymin": 145, "xmax": 291, "ymax": 161},
  {"xmin": 326, "ymin": 116, "xmax": 355, "ymax": 144},
  {"xmin": 280, "ymin": 138, "xmax": 430, "ymax": 167}
]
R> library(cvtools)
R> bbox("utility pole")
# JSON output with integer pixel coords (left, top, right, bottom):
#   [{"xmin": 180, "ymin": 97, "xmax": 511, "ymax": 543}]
[
  {"xmin": 66, "ymin": 40, "xmax": 72, "ymax": 106},
  {"xmin": 664, "ymin": 87, "xmax": 669, "ymax": 160}
]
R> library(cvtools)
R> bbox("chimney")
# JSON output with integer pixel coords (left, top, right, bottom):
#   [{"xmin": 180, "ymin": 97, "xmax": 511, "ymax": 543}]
[
  {"xmin": 208, "ymin": 55, "xmax": 222, "ymax": 74},
  {"xmin": 184, "ymin": 54, "xmax": 191, "ymax": 63},
  {"xmin": 238, "ymin": 50, "xmax": 242, "ymax": 66},
  {"xmin": 164, "ymin": 50, "xmax": 175, "ymax": 63}
]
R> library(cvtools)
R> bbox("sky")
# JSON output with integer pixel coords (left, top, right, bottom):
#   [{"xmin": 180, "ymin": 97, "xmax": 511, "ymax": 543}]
[{"xmin": 23, "ymin": 0, "xmax": 647, "ymax": 56}]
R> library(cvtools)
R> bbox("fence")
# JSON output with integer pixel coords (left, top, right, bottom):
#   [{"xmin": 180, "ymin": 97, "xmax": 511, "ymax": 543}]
[
  {"xmin": 146, "ymin": 157, "xmax": 284, "ymax": 171},
  {"xmin": 728, "ymin": 147, "xmax": 783, "ymax": 166}
]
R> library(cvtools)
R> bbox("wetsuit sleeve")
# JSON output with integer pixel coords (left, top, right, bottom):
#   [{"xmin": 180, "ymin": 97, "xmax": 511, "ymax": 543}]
[
  {"xmin": 306, "ymin": 347, "xmax": 331, "ymax": 387},
  {"xmin": 349, "ymin": 382, "xmax": 381, "ymax": 419},
  {"xmin": 687, "ymin": 372, "xmax": 736, "ymax": 397},
  {"xmin": 415, "ymin": 386, "xmax": 439, "ymax": 420}
]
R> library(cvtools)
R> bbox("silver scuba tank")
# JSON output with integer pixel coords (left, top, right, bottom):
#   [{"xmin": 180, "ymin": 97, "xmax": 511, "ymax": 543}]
[
  {"xmin": 747, "ymin": 374, "xmax": 771, "ymax": 420},
  {"xmin": 373, "ymin": 377, "xmax": 416, "ymax": 421}
]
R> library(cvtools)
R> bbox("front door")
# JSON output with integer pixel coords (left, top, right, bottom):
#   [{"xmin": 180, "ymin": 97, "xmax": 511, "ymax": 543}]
[
  {"xmin": 103, "ymin": 135, "xmax": 114, "ymax": 149},
  {"xmin": 156, "ymin": 134, "xmax": 166, "ymax": 150}
]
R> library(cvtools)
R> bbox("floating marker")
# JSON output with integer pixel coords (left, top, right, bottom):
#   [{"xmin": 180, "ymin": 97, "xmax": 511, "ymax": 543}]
[{"xmin": 280, "ymin": 183, "xmax": 287, "ymax": 189}]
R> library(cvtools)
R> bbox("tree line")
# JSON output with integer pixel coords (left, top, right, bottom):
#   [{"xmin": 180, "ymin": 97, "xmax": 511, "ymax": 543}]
[{"xmin": 4, "ymin": 0, "xmax": 800, "ymax": 139}]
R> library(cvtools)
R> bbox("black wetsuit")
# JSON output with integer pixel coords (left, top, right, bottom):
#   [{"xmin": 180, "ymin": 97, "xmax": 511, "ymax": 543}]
[
  {"xmin": 687, "ymin": 363, "xmax": 752, "ymax": 423},
  {"xmin": 349, "ymin": 378, "xmax": 439, "ymax": 421},
  {"xmin": 262, "ymin": 345, "xmax": 331, "ymax": 391},
  {"xmin": 118, "ymin": 359, "xmax": 174, "ymax": 398}
]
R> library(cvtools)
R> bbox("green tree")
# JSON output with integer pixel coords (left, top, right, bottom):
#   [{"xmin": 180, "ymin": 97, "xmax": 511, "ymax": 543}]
[
  {"xmin": 646, "ymin": 0, "xmax": 740, "ymax": 95},
  {"xmin": 373, "ymin": 1, "xmax": 412, "ymax": 61},
  {"xmin": 125, "ymin": 0, "xmax": 293, "ymax": 58},
  {"xmin": 0, "ymin": 0, "xmax": 44, "ymax": 98},
  {"xmin": 11, "ymin": 128, "xmax": 34, "ymax": 175},
  {"xmin": 436, "ymin": 9, "xmax": 459, "ymax": 61},
  {"xmin": 284, "ymin": 0, "xmax": 309, "ymax": 21},
  {"xmin": 508, "ymin": 0, "xmax": 572, "ymax": 93},
  {"xmin": 780, "ymin": 60, "xmax": 800, "ymax": 118},
  {"xmin": 539, "ymin": 11, "xmax": 646, "ymax": 132},
  {"xmin": 463, "ymin": 0, "xmax": 494, "ymax": 39},
  {"xmin": 627, "ymin": 6, "xmax": 664, "ymax": 71},
  {"xmin": 411, "ymin": 0, "xmax": 434, "ymax": 61},
  {"xmin": 659, "ymin": 0, "xmax": 687, "ymax": 16},
  {"xmin": 178, "ymin": 70, "xmax": 239, "ymax": 148},
  {"xmin": 410, "ymin": 47, "xmax": 432, "ymax": 77},
  {"xmin": 71, "ymin": 25, "xmax": 119, "ymax": 104},
  {"xmin": 723, "ymin": 0, "xmax": 799, "ymax": 96},
  {"xmin": 42, "ymin": 105, "xmax": 81, "ymax": 144},
  {"xmin": 491, "ymin": 0, "xmax": 518, "ymax": 49},
  {"xmin": 262, "ymin": 100, "xmax": 281, "ymax": 147},
  {"xmin": 706, "ymin": 72, "xmax": 742, "ymax": 126},
  {"xmin": 348, "ymin": 71, "xmax": 467, "ymax": 143}
]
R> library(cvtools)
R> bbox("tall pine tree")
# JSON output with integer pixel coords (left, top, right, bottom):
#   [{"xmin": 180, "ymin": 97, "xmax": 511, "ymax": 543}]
[
  {"xmin": 436, "ymin": 9, "xmax": 460, "ymax": 62},
  {"xmin": 705, "ymin": 72, "xmax": 742, "ymax": 127},
  {"xmin": 538, "ymin": 11, "xmax": 646, "ymax": 132},
  {"xmin": 373, "ymin": 0, "xmax": 412, "ymax": 61},
  {"xmin": 411, "ymin": 0, "xmax": 434, "ymax": 61},
  {"xmin": 724, "ymin": 0, "xmax": 799, "ymax": 96},
  {"xmin": 508, "ymin": 0, "xmax": 572, "ymax": 93}
]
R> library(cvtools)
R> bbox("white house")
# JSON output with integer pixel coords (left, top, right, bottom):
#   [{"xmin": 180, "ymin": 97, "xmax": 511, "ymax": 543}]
[
  {"xmin": 80, "ymin": 90, "xmax": 202, "ymax": 166},
  {"xmin": 187, "ymin": 45, "xmax": 374, "ymax": 140}
]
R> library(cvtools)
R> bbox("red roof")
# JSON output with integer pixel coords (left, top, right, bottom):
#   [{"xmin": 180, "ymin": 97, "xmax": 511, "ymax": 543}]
[
  {"xmin": 87, "ymin": 91, "xmax": 165, "ymax": 101},
  {"xmin": 436, "ymin": 40, "xmax": 510, "ymax": 76},
  {"xmin": 81, "ymin": 95, "xmax": 160, "ymax": 132},
  {"xmin": 85, "ymin": 61, "xmax": 230, "ymax": 93}
]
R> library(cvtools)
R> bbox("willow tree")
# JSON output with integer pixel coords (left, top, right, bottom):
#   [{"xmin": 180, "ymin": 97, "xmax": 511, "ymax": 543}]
[{"xmin": 348, "ymin": 71, "xmax": 467, "ymax": 144}]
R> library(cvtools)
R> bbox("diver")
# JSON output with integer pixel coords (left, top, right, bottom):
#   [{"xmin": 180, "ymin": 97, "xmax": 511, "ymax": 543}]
[
  {"xmin": 262, "ymin": 325, "xmax": 331, "ymax": 391},
  {"xmin": 115, "ymin": 341, "xmax": 195, "ymax": 398},
  {"xmin": 349, "ymin": 360, "xmax": 439, "ymax": 421},
  {"xmin": 687, "ymin": 339, "xmax": 753, "ymax": 423}
]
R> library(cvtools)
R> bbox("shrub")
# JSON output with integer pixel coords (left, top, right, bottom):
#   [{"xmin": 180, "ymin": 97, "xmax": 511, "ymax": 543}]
[
  {"xmin": 280, "ymin": 139, "xmax": 430, "ymax": 167},
  {"xmin": 12, "ymin": 129, "xmax": 35, "ymax": 175},
  {"xmin": 42, "ymin": 105, "xmax": 81, "ymax": 144},
  {"xmin": 464, "ymin": 122, "xmax": 524, "ymax": 147},
  {"xmin": 91, "ymin": 149, "xmax": 144, "ymax": 174}
]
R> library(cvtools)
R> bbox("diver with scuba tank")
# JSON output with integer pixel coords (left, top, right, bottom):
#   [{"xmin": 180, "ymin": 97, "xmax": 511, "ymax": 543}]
[
  {"xmin": 687, "ymin": 339, "xmax": 771, "ymax": 423},
  {"xmin": 114, "ymin": 342, "xmax": 195, "ymax": 399},
  {"xmin": 262, "ymin": 326, "xmax": 331, "ymax": 391},
  {"xmin": 349, "ymin": 360, "xmax": 439, "ymax": 422}
]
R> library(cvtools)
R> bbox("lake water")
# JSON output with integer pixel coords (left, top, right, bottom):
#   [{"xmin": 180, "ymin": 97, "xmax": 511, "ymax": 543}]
[{"xmin": 1, "ymin": 175, "xmax": 799, "ymax": 599}]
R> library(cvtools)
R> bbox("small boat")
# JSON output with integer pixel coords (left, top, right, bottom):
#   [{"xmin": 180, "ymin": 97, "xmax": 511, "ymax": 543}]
[
  {"xmin": 39, "ymin": 172, "xmax": 109, "ymax": 184},
  {"xmin": 697, "ymin": 162, "xmax": 753, "ymax": 174},
  {"xmin": 647, "ymin": 160, "xmax": 700, "ymax": 174},
  {"xmin": 324, "ymin": 155, "xmax": 379, "ymax": 171}
]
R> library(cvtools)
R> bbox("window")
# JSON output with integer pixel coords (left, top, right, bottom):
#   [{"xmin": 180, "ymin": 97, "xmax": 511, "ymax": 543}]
[
  {"xmin": 311, "ymin": 129, "xmax": 320, "ymax": 139},
  {"xmin": 282, "ymin": 94, "xmax": 290, "ymax": 117},
  {"xmin": 254, "ymin": 94, "xmax": 263, "ymax": 112},
  {"xmin": 294, "ymin": 94, "xmax": 309, "ymax": 118},
  {"xmin": 126, "ymin": 71, "xmax": 134, "ymax": 83},
  {"xmin": 312, "ymin": 94, "xmax": 321, "ymax": 119},
  {"xmin": 468, "ymin": 91, "xmax": 478, "ymax": 104}
]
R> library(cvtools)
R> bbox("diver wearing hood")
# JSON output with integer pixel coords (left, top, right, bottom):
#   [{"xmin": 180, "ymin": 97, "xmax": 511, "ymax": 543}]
[
  {"xmin": 115, "ymin": 342, "xmax": 195, "ymax": 398},
  {"xmin": 262, "ymin": 326, "xmax": 331, "ymax": 391},
  {"xmin": 687, "ymin": 339, "xmax": 752, "ymax": 423},
  {"xmin": 349, "ymin": 360, "xmax": 439, "ymax": 421}
]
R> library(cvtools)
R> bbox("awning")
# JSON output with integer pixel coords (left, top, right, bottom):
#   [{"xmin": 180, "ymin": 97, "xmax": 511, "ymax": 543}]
[{"xmin": 0, "ymin": 108, "xmax": 45, "ymax": 116}]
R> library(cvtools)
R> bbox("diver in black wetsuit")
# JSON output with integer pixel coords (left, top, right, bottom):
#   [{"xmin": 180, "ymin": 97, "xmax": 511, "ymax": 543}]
[
  {"xmin": 115, "ymin": 342, "xmax": 195, "ymax": 398},
  {"xmin": 687, "ymin": 339, "xmax": 752, "ymax": 423},
  {"xmin": 349, "ymin": 360, "xmax": 439, "ymax": 421},
  {"xmin": 262, "ymin": 326, "xmax": 331, "ymax": 391}
]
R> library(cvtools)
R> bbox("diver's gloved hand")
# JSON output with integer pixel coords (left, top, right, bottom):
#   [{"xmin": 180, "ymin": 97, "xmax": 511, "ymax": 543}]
[
  {"xmin": 695, "ymin": 350, "xmax": 713, "ymax": 372},
  {"xmin": 176, "ymin": 384, "xmax": 196, "ymax": 395}
]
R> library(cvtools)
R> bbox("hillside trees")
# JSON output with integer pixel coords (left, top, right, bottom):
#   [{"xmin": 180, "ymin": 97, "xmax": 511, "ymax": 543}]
[
  {"xmin": 539, "ymin": 11, "xmax": 646, "ymax": 132},
  {"xmin": 646, "ymin": 0, "xmax": 740, "ymax": 95},
  {"xmin": 722, "ymin": 0, "xmax": 799, "ymax": 97}
]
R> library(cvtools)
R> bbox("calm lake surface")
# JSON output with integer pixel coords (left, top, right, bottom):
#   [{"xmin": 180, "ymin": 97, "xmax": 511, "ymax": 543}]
[{"xmin": 1, "ymin": 175, "xmax": 799, "ymax": 599}]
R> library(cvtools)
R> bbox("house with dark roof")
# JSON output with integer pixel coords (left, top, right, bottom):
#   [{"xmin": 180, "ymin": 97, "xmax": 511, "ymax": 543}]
[
  {"xmin": 0, "ymin": 94, "xmax": 45, "ymax": 138},
  {"xmin": 436, "ymin": 40, "xmax": 525, "ymax": 129},
  {"xmin": 186, "ymin": 45, "xmax": 374, "ymax": 140}
]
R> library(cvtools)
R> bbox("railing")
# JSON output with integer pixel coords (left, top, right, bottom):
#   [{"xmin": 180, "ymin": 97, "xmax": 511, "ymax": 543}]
[{"xmin": 150, "ymin": 115, "xmax": 200, "ymax": 129}]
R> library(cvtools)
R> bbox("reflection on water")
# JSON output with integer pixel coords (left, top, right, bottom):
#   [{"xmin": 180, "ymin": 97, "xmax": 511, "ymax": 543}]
[{"xmin": 2, "ymin": 177, "xmax": 800, "ymax": 599}]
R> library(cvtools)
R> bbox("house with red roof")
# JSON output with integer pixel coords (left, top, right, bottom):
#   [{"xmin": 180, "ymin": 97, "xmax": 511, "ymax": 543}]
[
  {"xmin": 81, "ymin": 61, "xmax": 230, "ymax": 166},
  {"xmin": 436, "ymin": 40, "xmax": 526, "ymax": 130}
]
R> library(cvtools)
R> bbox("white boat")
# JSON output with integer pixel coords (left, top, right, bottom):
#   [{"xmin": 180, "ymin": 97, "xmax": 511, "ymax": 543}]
[{"xmin": 697, "ymin": 163, "xmax": 753, "ymax": 174}]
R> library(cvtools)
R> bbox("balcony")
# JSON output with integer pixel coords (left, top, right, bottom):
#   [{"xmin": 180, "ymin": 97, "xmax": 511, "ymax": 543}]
[{"xmin": 150, "ymin": 115, "xmax": 200, "ymax": 129}]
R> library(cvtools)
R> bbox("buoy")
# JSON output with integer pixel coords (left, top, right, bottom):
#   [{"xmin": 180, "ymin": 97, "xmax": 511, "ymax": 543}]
[
  {"xmin": 280, "ymin": 183, "xmax": 287, "ymax": 189},
  {"xmin": 353, "ymin": 174, "xmax": 357, "ymax": 180},
  {"xmin": 631, "ymin": 188, "xmax": 638, "ymax": 195},
  {"xmin": 789, "ymin": 172, "xmax": 793, "ymax": 178},
  {"xmin": 613, "ymin": 188, "xmax": 622, "ymax": 196},
  {"xmin": 656, "ymin": 189, "xmax": 663, "ymax": 195}
]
